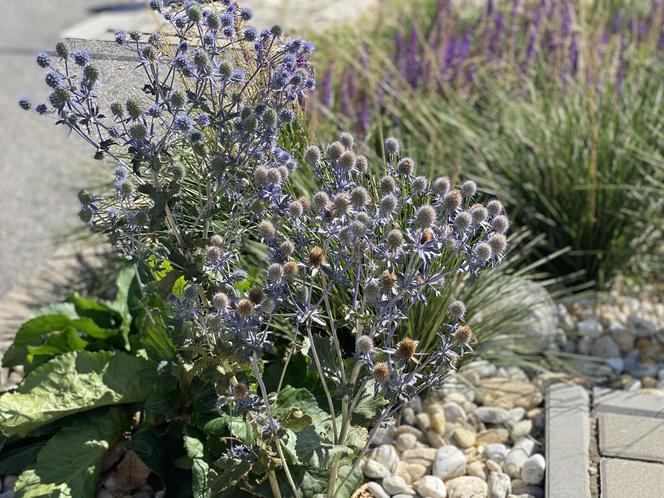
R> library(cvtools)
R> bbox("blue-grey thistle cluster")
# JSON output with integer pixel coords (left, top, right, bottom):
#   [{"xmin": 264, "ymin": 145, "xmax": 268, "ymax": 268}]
[
  {"xmin": 22, "ymin": 1, "xmax": 314, "ymax": 264},
  {"xmin": 224, "ymin": 133, "xmax": 509, "ymax": 403}
]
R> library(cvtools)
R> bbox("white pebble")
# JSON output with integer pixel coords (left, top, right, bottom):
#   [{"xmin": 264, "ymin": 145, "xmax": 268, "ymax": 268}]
[
  {"xmin": 433, "ymin": 446, "xmax": 467, "ymax": 480},
  {"xmin": 521, "ymin": 454, "xmax": 545, "ymax": 484},
  {"xmin": 416, "ymin": 475, "xmax": 447, "ymax": 498},
  {"xmin": 382, "ymin": 475, "xmax": 415, "ymax": 495},
  {"xmin": 504, "ymin": 439, "xmax": 535, "ymax": 478},
  {"xmin": 489, "ymin": 471, "xmax": 512, "ymax": 498},
  {"xmin": 367, "ymin": 481, "xmax": 390, "ymax": 498}
]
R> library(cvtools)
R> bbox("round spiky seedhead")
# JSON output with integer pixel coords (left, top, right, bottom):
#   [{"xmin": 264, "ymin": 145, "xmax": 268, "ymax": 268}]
[
  {"xmin": 232, "ymin": 382, "xmax": 248, "ymax": 399},
  {"xmin": 207, "ymin": 246, "xmax": 222, "ymax": 262},
  {"xmin": 327, "ymin": 141, "xmax": 344, "ymax": 161},
  {"xmin": 339, "ymin": 132, "xmax": 355, "ymax": 149},
  {"xmin": 333, "ymin": 193, "xmax": 350, "ymax": 216},
  {"xmin": 210, "ymin": 235, "xmax": 224, "ymax": 247},
  {"xmin": 304, "ymin": 145, "xmax": 321, "ymax": 166},
  {"xmin": 384, "ymin": 137, "xmax": 400, "ymax": 156},
  {"xmin": 415, "ymin": 205, "xmax": 436, "ymax": 228},
  {"xmin": 380, "ymin": 175, "xmax": 397, "ymax": 194},
  {"xmin": 125, "ymin": 98, "xmax": 143, "ymax": 119},
  {"xmin": 288, "ymin": 200, "xmax": 304, "ymax": 218},
  {"xmin": 283, "ymin": 260, "xmax": 299, "ymax": 280},
  {"xmin": 487, "ymin": 199, "xmax": 504, "ymax": 217},
  {"xmin": 454, "ymin": 324, "xmax": 473, "ymax": 344},
  {"xmin": 110, "ymin": 102, "xmax": 124, "ymax": 118},
  {"xmin": 79, "ymin": 206, "xmax": 93, "ymax": 223},
  {"xmin": 474, "ymin": 242, "xmax": 492, "ymax": 262},
  {"xmin": 355, "ymin": 155, "xmax": 368, "ymax": 174},
  {"xmin": 308, "ymin": 246, "xmax": 325, "ymax": 267},
  {"xmin": 454, "ymin": 211, "xmax": 472, "ymax": 232},
  {"xmin": 411, "ymin": 176, "xmax": 428, "ymax": 193},
  {"xmin": 312, "ymin": 191, "xmax": 330, "ymax": 212},
  {"xmin": 432, "ymin": 177, "xmax": 450, "ymax": 195},
  {"xmin": 236, "ymin": 299, "xmax": 255, "ymax": 318},
  {"xmin": 261, "ymin": 298, "xmax": 276, "ymax": 315},
  {"xmin": 267, "ymin": 263, "xmax": 284, "ymax": 283},
  {"xmin": 350, "ymin": 220, "xmax": 367, "ymax": 238},
  {"xmin": 380, "ymin": 194, "xmax": 398, "ymax": 216},
  {"xmin": 373, "ymin": 362, "xmax": 390, "ymax": 382},
  {"xmin": 380, "ymin": 270, "xmax": 397, "ymax": 291},
  {"xmin": 488, "ymin": 233, "xmax": 507, "ymax": 256},
  {"xmin": 397, "ymin": 157, "xmax": 415, "ymax": 176},
  {"xmin": 386, "ymin": 229, "xmax": 404, "ymax": 251},
  {"xmin": 461, "ymin": 180, "xmax": 477, "ymax": 198},
  {"xmin": 279, "ymin": 240, "xmax": 295, "ymax": 258},
  {"xmin": 77, "ymin": 190, "xmax": 92, "ymax": 205},
  {"xmin": 492, "ymin": 215, "xmax": 509, "ymax": 234},
  {"xmin": 257, "ymin": 220, "xmax": 276, "ymax": 239},
  {"xmin": 55, "ymin": 41, "xmax": 69, "ymax": 59},
  {"xmin": 356, "ymin": 335, "xmax": 374, "ymax": 355},
  {"xmin": 350, "ymin": 187, "xmax": 370, "ymax": 209},
  {"xmin": 443, "ymin": 190, "xmax": 462, "ymax": 212},
  {"xmin": 129, "ymin": 123, "xmax": 147, "ymax": 141},
  {"xmin": 170, "ymin": 90, "xmax": 186, "ymax": 109},
  {"xmin": 448, "ymin": 300, "xmax": 466, "ymax": 321},
  {"xmin": 299, "ymin": 196, "xmax": 311, "ymax": 212},
  {"xmin": 253, "ymin": 165, "xmax": 268, "ymax": 185},
  {"xmin": 397, "ymin": 337, "xmax": 417, "ymax": 360},
  {"xmin": 248, "ymin": 287, "xmax": 265, "ymax": 305},
  {"xmin": 339, "ymin": 150, "xmax": 356, "ymax": 171},
  {"xmin": 470, "ymin": 204, "xmax": 488, "ymax": 225},
  {"xmin": 212, "ymin": 292, "xmax": 229, "ymax": 311},
  {"xmin": 364, "ymin": 280, "xmax": 380, "ymax": 302}
]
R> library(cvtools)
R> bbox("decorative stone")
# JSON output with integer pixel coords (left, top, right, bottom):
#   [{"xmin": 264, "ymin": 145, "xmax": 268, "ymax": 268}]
[
  {"xmin": 510, "ymin": 420, "xmax": 532, "ymax": 441},
  {"xmin": 382, "ymin": 475, "xmax": 415, "ymax": 496},
  {"xmin": 363, "ymin": 459, "xmax": 391, "ymax": 479},
  {"xmin": 486, "ymin": 459, "xmax": 503, "ymax": 473},
  {"xmin": 404, "ymin": 462, "xmax": 428, "ymax": 481},
  {"xmin": 447, "ymin": 476, "xmax": 489, "ymax": 498},
  {"xmin": 577, "ymin": 319, "xmax": 603, "ymax": 337},
  {"xmin": 103, "ymin": 475, "xmax": 120, "ymax": 491},
  {"xmin": 476, "ymin": 378, "xmax": 542, "ymax": 410},
  {"xmin": 416, "ymin": 475, "xmax": 447, "ymax": 498},
  {"xmin": 444, "ymin": 402, "xmax": 468, "ymax": 422},
  {"xmin": 366, "ymin": 481, "xmax": 390, "ymax": 498},
  {"xmin": 370, "ymin": 444, "xmax": 399, "ymax": 471},
  {"xmin": 476, "ymin": 428, "xmax": 509, "ymax": 445},
  {"xmin": 462, "ymin": 360, "xmax": 498, "ymax": 378},
  {"xmin": 394, "ymin": 425, "xmax": 424, "ymax": 439},
  {"xmin": 373, "ymin": 427, "xmax": 393, "ymax": 446},
  {"xmin": 628, "ymin": 313, "xmax": 657, "ymax": 337},
  {"xmin": 402, "ymin": 407, "xmax": 417, "ymax": 426},
  {"xmin": 504, "ymin": 439, "xmax": 535, "ymax": 478},
  {"xmin": 430, "ymin": 410, "xmax": 447, "ymax": 434},
  {"xmin": 433, "ymin": 446, "xmax": 467, "ymax": 480},
  {"xmin": 394, "ymin": 461, "xmax": 413, "ymax": 484},
  {"xmin": 488, "ymin": 472, "xmax": 512, "ymax": 498},
  {"xmin": 591, "ymin": 336, "xmax": 621, "ymax": 358},
  {"xmin": 395, "ymin": 433, "xmax": 418, "ymax": 452},
  {"xmin": 606, "ymin": 357, "xmax": 624, "ymax": 373},
  {"xmin": 453, "ymin": 423, "xmax": 477, "ymax": 448},
  {"xmin": 475, "ymin": 407, "xmax": 510, "ymax": 424},
  {"xmin": 402, "ymin": 447, "xmax": 437, "ymax": 462},
  {"xmin": 416, "ymin": 412, "xmax": 432, "ymax": 431},
  {"xmin": 520, "ymin": 454, "xmax": 545, "ymax": 484},
  {"xmin": 467, "ymin": 460, "xmax": 488, "ymax": 480},
  {"xmin": 484, "ymin": 444, "xmax": 508, "ymax": 462},
  {"xmin": 508, "ymin": 408, "xmax": 526, "ymax": 422},
  {"xmin": 426, "ymin": 429, "xmax": 447, "ymax": 448}
]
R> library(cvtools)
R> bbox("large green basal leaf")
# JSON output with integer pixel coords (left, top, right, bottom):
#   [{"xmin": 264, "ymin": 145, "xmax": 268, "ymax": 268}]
[
  {"xmin": 14, "ymin": 407, "xmax": 127, "ymax": 498},
  {"xmin": 0, "ymin": 351, "xmax": 153, "ymax": 437}
]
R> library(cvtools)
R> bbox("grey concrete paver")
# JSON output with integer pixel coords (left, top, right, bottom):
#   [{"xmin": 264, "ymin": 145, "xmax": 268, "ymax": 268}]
[
  {"xmin": 594, "ymin": 387, "xmax": 664, "ymax": 419},
  {"xmin": 546, "ymin": 383, "xmax": 592, "ymax": 498},
  {"xmin": 599, "ymin": 412, "xmax": 664, "ymax": 463},
  {"xmin": 600, "ymin": 458, "xmax": 664, "ymax": 498}
]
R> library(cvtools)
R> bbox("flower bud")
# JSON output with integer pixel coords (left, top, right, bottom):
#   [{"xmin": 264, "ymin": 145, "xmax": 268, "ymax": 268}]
[
  {"xmin": 397, "ymin": 337, "xmax": 417, "ymax": 360},
  {"xmin": 248, "ymin": 287, "xmax": 264, "ymax": 305},
  {"xmin": 283, "ymin": 260, "xmax": 299, "ymax": 279},
  {"xmin": 386, "ymin": 229, "xmax": 404, "ymax": 251},
  {"xmin": 432, "ymin": 177, "xmax": 450, "ymax": 195},
  {"xmin": 355, "ymin": 155, "xmax": 368, "ymax": 174},
  {"xmin": 488, "ymin": 233, "xmax": 507, "ymax": 255},
  {"xmin": 487, "ymin": 200, "xmax": 504, "ymax": 217},
  {"xmin": 380, "ymin": 270, "xmax": 397, "ymax": 291},
  {"xmin": 232, "ymin": 383, "xmax": 248, "ymax": 399},
  {"xmin": 308, "ymin": 246, "xmax": 325, "ymax": 267},
  {"xmin": 397, "ymin": 157, "xmax": 414, "ymax": 176},
  {"xmin": 279, "ymin": 240, "xmax": 295, "ymax": 258},
  {"xmin": 288, "ymin": 200, "xmax": 304, "ymax": 217},
  {"xmin": 492, "ymin": 215, "xmax": 509, "ymax": 234},
  {"xmin": 339, "ymin": 150, "xmax": 356, "ymax": 171},
  {"xmin": 454, "ymin": 211, "xmax": 472, "ymax": 232},
  {"xmin": 212, "ymin": 292, "xmax": 229, "ymax": 311},
  {"xmin": 327, "ymin": 141, "xmax": 344, "ymax": 161},
  {"xmin": 415, "ymin": 205, "xmax": 436, "ymax": 228},
  {"xmin": 333, "ymin": 193, "xmax": 350, "ymax": 216},
  {"xmin": 380, "ymin": 194, "xmax": 398, "ymax": 216},
  {"xmin": 267, "ymin": 263, "xmax": 284, "ymax": 283},
  {"xmin": 454, "ymin": 324, "xmax": 473, "ymax": 344},
  {"xmin": 207, "ymin": 246, "xmax": 222, "ymax": 262},
  {"xmin": 461, "ymin": 180, "xmax": 477, "ymax": 198},
  {"xmin": 373, "ymin": 362, "xmax": 390, "ymax": 382},
  {"xmin": 312, "ymin": 191, "xmax": 330, "ymax": 212},
  {"xmin": 380, "ymin": 175, "xmax": 397, "ymax": 194},
  {"xmin": 448, "ymin": 300, "xmax": 466, "ymax": 321},
  {"xmin": 470, "ymin": 204, "xmax": 488, "ymax": 225},
  {"xmin": 356, "ymin": 335, "xmax": 374, "ymax": 354},
  {"xmin": 339, "ymin": 132, "xmax": 355, "ymax": 149},
  {"xmin": 257, "ymin": 220, "xmax": 276, "ymax": 239},
  {"xmin": 350, "ymin": 187, "xmax": 370, "ymax": 209},
  {"xmin": 411, "ymin": 176, "xmax": 428, "ymax": 193},
  {"xmin": 384, "ymin": 137, "xmax": 400, "ymax": 156},
  {"xmin": 364, "ymin": 280, "xmax": 380, "ymax": 301},
  {"xmin": 304, "ymin": 145, "xmax": 321, "ymax": 166},
  {"xmin": 474, "ymin": 242, "xmax": 492, "ymax": 262},
  {"xmin": 443, "ymin": 190, "xmax": 462, "ymax": 212}
]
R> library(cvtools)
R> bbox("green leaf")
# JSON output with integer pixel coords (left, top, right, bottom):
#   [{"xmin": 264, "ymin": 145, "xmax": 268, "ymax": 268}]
[
  {"xmin": 0, "ymin": 441, "xmax": 45, "ymax": 475},
  {"xmin": 280, "ymin": 407, "xmax": 313, "ymax": 432},
  {"xmin": 14, "ymin": 407, "xmax": 127, "ymax": 498},
  {"xmin": 204, "ymin": 415, "xmax": 255, "ymax": 446},
  {"xmin": 26, "ymin": 328, "xmax": 88, "ymax": 360},
  {"xmin": 273, "ymin": 386, "xmax": 330, "ymax": 428},
  {"xmin": 66, "ymin": 293, "xmax": 122, "ymax": 330},
  {"xmin": 137, "ymin": 310, "xmax": 176, "ymax": 360},
  {"xmin": 125, "ymin": 429, "xmax": 163, "ymax": 475},
  {"xmin": 351, "ymin": 380, "xmax": 387, "ymax": 426},
  {"xmin": 184, "ymin": 436, "xmax": 217, "ymax": 498},
  {"xmin": 0, "ymin": 351, "xmax": 154, "ymax": 437},
  {"xmin": 13, "ymin": 315, "xmax": 76, "ymax": 345},
  {"xmin": 282, "ymin": 427, "xmax": 353, "ymax": 469}
]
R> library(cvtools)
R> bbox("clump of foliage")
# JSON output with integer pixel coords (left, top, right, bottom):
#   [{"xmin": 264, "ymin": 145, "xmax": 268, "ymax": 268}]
[
  {"xmin": 4, "ymin": 1, "xmax": 509, "ymax": 497},
  {"xmin": 309, "ymin": 0, "xmax": 664, "ymax": 287}
]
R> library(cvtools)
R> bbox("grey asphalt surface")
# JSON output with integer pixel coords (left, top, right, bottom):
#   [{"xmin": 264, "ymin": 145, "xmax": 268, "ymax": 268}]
[{"xmin": 0, "ymin": 1, "xmax": 136, "ymax": 297}]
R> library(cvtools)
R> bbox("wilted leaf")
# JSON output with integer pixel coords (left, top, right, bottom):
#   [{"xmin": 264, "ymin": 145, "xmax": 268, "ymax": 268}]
[
  {"xmin": 0, "ymin": 351, "xmax": 154, "ymax": 437},
  {"xmin": 117, "ymin": 451, "xmax": 151, "ymax": 490},
  {"xmin": 14, "ymin": 407, "xmax": 127, "ymax": 498}
]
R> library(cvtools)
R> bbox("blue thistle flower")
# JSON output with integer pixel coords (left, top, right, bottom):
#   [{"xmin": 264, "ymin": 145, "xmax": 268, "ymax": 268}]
[
  {"xmin": 18, "ymin": 98, "xmax": 31, "ymax": 111},
  {"xmin": 240, "ymin": 8, "xmax": 253, "ymax": 20},
  {"xmin": 174, "ymin": 113, "xmax": 194, "ymax": 132},
  {"xmin": 36, "ymin": 52, "xmax": 51, "ymax": 68},
  {"xmin": 115, "ymin": 31, "xmax": 127, "ymax": 45},
  {"xmin": 73, "ymin": 49, "xmax": 91, "ymax": 67},
  {"xmin": 220, "ymin": 13, "xmax": 234, "ymax": 26},
  {"xmin": 222, "ymin": 26, "xmax": 235, "ymax": 38},
  {"xmin": 35, "ymin": 104, "xmax": 47, "ymax": 115},
  {"xmin": 244, "ymin": 26, "xmax": 257, "ymax": 41},
  {"xmin": 45, "ymin": 71, "xmax": 61, "ymax": 89}
]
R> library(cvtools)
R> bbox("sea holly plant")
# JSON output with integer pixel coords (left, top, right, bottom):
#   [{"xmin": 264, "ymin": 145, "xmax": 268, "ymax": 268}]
[
  {"xmin": 193, "ymin": 134, "xmax": 509, "ymax": 497},
  {"xmin": 5, "ymin": 2, "xmax": 509, "ymax": 498}
]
